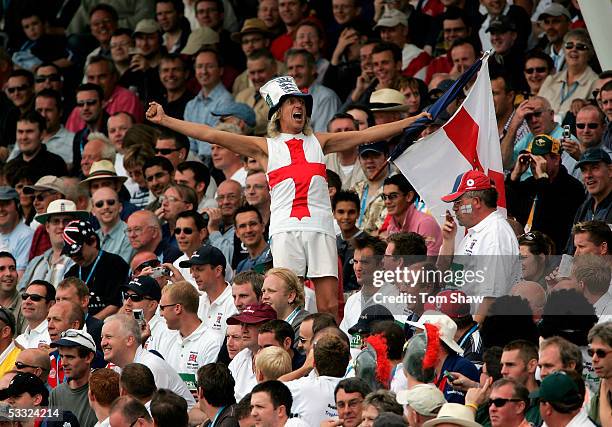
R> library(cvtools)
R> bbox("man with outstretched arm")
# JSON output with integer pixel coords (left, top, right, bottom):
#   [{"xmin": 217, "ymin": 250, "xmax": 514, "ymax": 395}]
[{"xmin": 146, "ymin": 76, "xmax": 429, "ymax": 317}]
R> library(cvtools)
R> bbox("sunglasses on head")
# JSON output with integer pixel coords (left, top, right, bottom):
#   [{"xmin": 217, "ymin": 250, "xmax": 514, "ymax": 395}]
[
  {"xmin": 587, "ymin": 348, "xmax": 612, "ymax": 358},
  {"xmin": 525, "ymin": 66, "xmax": 547, "ymax": 74},
  {"xmin": 94, "ymin": 199, "xmax": 117, "ymax": 209},
  {"xmin": 6, "ymin": 85, "xmax": 29, "ymax": 94},
  {"xmin": 565, "ymin": 42, "xmax": 589, "ymax": 51},
  {"xmin": 35, "ymin": 74, "xmax": 61, "ymax": 84},
  {"xmin": 21, "ymin": 293, "xmax": 47, "ymax": 302},
  {"xmin": 174, "ymin": 227, "xmax": 194, "ymax": 235},
  {"xmin": 77, "ymin": 99, "xmax": 98, "ymax": 107},
  {"xmin": 576, "ymin": 123, "xmax": 600, "ymax": 130},
  {"xmin": 122, "ymin": 292, "xmax": 151, "ymax": 303},
  {"xmin": 488, "ymin": 398, "xmax": 523, "ymax": 408}
]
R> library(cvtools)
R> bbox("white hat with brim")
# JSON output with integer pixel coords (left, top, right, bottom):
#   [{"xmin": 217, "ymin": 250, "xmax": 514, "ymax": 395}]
[
  {"xmin": 35, "ymin": 199, "xmax": 90, "ymax": 224},
  {"xmin": 369, "ymin": 88, "xmax": 412, "ymax": 112},
  {"xmin": 79, "ymin": 160, "xmax": 128, "ymax": 188},
  {"xmin": 422, "ymin": 403, "xmax": 481, "ymax": 427},
  {"xmin": 259, "ymin": 76, "xmax": 313, "ymax": 120},
  {"xmin": 406, "ymin": 311, "xmax": 465, "ymax": 355},
  {"xmin": 373, "ymin": 8, "xmax": 409, "ymax": 30},
  {"xmin": 181, "ymin": 27, "xmax": 220, "ymax": 55}
]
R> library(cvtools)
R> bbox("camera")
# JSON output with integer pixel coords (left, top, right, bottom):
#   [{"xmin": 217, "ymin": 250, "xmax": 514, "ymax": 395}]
[
  {"xmin": 151, "ymin": 267, "xmax": 170, "ymax": 278},
  {"xmin": 563, "ymin": 125, "xmax": 571, "ymax": 139}
]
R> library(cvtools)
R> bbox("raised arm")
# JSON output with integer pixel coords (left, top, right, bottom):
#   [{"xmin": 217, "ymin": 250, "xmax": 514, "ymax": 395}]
[
  {"xmin": 318, "ymin": 112, "xmax": 431, "ymax": 154},
  {"xmin": 146, "ymin": 102, "xmax": 267, "ymax": 159}
]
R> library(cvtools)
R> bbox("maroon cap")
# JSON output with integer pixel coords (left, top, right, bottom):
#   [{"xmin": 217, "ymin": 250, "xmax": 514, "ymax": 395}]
[
  {"xmin": 226, "ymin": 304, "xmax": 277, "ymax": 325},
  {"xmin": 424, "ymin": 290, "xmax": 471, "ymax": 318},
  {"xmin": 441, "ymin": 170, "xmax": 496, "ymax": 202}
]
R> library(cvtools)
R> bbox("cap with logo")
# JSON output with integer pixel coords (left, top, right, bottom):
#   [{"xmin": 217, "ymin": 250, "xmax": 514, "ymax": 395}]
[
  {"xmin": 358, "ymin": 141, "xmax": 388, "ymax": 156},
  {"xmin": 529, "ymin": 371, "xmax": 582, "ymax": 404},
  {"xmin": 61, "ymin": 219, "xmax": 97, "ymax": 255},
  {"xmin": 133, "ymin": 19, "xmax": 161, "ymax": 36},
  {"xmin": 179, "ymin": 245, "xmax": 226, "ymax": 268},
  {"xmin": 441, "ymin": 170, "xmax": 496, "ymax": 203},
  {"xmin": 0, "ymin": 187, "xmax": 19, "ymax": 202},
  {"xmin": 226, "ymin": 304, "xmax": 277, "ymax": 325},
  {"xmin": 374, "ymin": 9, "xmax": 408, "ymax": 30},
  {"xmin": 121, "ymin": 276, "xmax": 162, "ymax": 302},
  {"xmin": 23, "ymin": 175, "xmax": 66, "ymax": 195},
  {"xmin": 231, "ymin": 18, "xmax": 272, "ymax": 43},
  {"xmin": 0, "ymin": 372, "xmax": 49, "ymax": 401},
  {"xmin": 424, "ymin": 290, "xmax": 471, "ymax": 318},
  {"xmin": 181, "ymin": 27, "xmax": 220, "ymax": 55},
  {"xmin": 486, "ymin": 15, "xmax": 517, "ymax": 33},
  {"xmin": 525, "ymin": 134, "xmax": 561, "ymax": 156},
  {"xmin": 348, "ymin": 304, "xmax": 394, "ymax": 335},
  {"xmin": 51, "ymin": 329, "xmax": 96, "ymax": 353},
  {"xmin": 396, "ymin": 384, "xmax": 446, "ymax": 416},
  {"xmin": 259, "ymin": 76, "xmax": 313, "ymax": 120},
  {"xmin": 537, "ymin": 3, "xmax": 571, "ymax": 20},
  {"xmin": 575, "ymin": 147, "xmax": 612, "ymax": 169},
  {"xmin": 35, "ymin": 199, "xmax": 90, "ymax": 224},
  {"xmin": 211, "ymin": 102, "xmax": 257, "ymax": 128},
  {"xmin": 79, "ymin": 160, "xmax": 128, "ymax": 187}
]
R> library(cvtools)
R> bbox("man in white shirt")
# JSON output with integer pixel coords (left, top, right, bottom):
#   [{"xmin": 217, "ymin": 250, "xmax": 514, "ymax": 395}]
[
  {"xmin": 227, "ymin": 304, "xmax": 277, "ymax": 401},
  {"xmin": 251, "ymin": 380, "xmax": 309, "ymax": 427},
  {"xmin": 171, "ymin": 211, "xmax": 209, "ymax": 287},
  {"xmin": 148, "ymin": 281, "xmax": 222, "ymax": 392},
  {"xmin": 88, "ymin": 367, "xmax": 120, "ymax": 427},
  {"xmin": 100, "ymin": 313, "xmax": 195, "ymax": 409},
  {"xmin": 179, "ymin": 245, "xmax": 237, "ymax": 335},
  {"xmin": 438, "ymin": 170, "xmax": 521, "ymax": 316},
  {"xmin": 119, "ymin": 276, "xmax": 166, "ymax": 348},
  {"xmin": 571, "ymin": 254, "xmax": 612, "ymax": 323},
  {"xmin": 16, "ymin": 280, "xmax": 55, "ymax": 349}
]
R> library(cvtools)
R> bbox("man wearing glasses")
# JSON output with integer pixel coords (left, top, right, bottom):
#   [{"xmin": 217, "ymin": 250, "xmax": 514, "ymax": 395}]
[
  {"xmin": 4, "ymin": 70, "xmax": 34, "ymax": 115},
  {"xmin": 92, "ymin": 187, "xmax": 134, "ymax": 263},
  {"xmin": 49, "ymin": 329, "xmax": 98, "ymax": 427},
  {"xmin": 154, "ymin": 130, "xmax": 189, "ymax": 170},
  {"xmin": 126, "ymin": 210, "xmax": 182, "ymax": 264},
  {"xmin": 120, "ymin": 276, "xmax": 166, "ymax": 349},
  {"xmin": 15, "ymin": 280, "xmax": 55, "ymax": 349},
  {"xmin": 587, "ymin": 322, "xmax": 612, "ymax": 426},
  {"xmin": 485, "ymin": 378, "xmax": 531, "ymax": 427}
]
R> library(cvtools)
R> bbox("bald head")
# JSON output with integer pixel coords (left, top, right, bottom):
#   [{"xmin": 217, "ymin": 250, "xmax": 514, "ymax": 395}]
[
  {"xmin": 510, "ymin": 281, "xmax": 546, "ymax": 318},
  {"xmin": 126, "ymin": 210, "xmax": 161, "ymax": 252},
  {"xmin": 130, "ymin": 251, "xmax": 158, "ymax": 272}
]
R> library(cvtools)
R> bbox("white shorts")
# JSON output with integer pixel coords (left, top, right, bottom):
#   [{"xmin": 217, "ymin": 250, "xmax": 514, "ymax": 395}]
[{"xmin": 270, "ymin": 231, "xmax": 338, "ymax": 278}]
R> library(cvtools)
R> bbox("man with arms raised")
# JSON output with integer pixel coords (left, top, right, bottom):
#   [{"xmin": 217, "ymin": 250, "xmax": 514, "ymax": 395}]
[{"xmin": 147, "ymin": 75, "xmax": 428, "ymax": 316}]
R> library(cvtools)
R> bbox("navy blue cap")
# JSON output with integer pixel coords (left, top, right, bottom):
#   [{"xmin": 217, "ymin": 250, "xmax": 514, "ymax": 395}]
[
  {"xmin": 0, "ymin": 187, "xmax": 18, "ymax": 201},
  {"xmin": 179, "ymin": 244, "xmax": 226, "ymax": 268},
  {"xmin": 61, "ymin": 219, "xmax": 97, "ymax": 255},
  {"xmin": 121, "ymin": 276, "xmax": 162, "ymax": 301},
  {"xmin": 487, "ymin": 15, "xmax": 517, "ymax": 33},
  {"xmin": 358, "ymin": 141, "xmax": 388, "ymax": 156},
  {"xmin": 348, "ymin": 304, "xmax": 394, "ymax": 335},
  {"xmin": 211, "ymin": 102, "xmax": 257, "ymax": 128},
  {"xmin": 0, "ymin": 372, "xmax": 48, "ymax": 401},
  {"xmin": 575, "ymin": 147, "xmax": 612, "ymax": 170}
]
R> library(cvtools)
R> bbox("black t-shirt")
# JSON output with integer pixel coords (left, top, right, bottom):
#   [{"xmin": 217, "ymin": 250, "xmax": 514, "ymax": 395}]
[
  {"xmin": 5, "ymin": 144, "xmax": 68, "ymax": 184},
  {"xmin": 64, "ymin": 250, "xmax": 129, "ymax": 316}
]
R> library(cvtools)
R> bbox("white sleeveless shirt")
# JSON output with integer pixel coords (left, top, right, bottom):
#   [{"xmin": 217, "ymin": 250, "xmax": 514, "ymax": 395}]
[{"xmin": 266, "ymin": 133, "xmax": 335, "ymax": 237}]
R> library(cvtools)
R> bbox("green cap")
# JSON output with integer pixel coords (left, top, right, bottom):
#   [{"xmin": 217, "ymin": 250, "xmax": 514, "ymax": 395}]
[
  {"xmin": 529, "ymin": 371, "xmax": 581, "ymax": 404},
  {"xmin": 526, "ymin": 134, "xmax": 561, "ymax": 156}
]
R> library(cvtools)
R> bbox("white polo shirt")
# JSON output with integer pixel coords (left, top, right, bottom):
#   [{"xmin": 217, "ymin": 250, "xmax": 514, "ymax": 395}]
[
  {"xmin": 152, "ymin": 322, "xmax": 223, "ymax": 391},
  {"xmin": 144, "ymin": 313, "xmax": 168, "ymax": 349},
  {"xmin": 228, "ymin": 347, "xmax": 257, "ymax": 401},
  {"xmin": 285, "ymin": 374, "xmax": 342, "ymax": 425},
  {"xmin": 197, "ymin": 284, "xmax": 237, "ymax": 336},
  {"xmin": 15, "ymin": 320, "xmax": 50, "ymax": 349},
  {"xmin": 173, "ymin": 254, "xmax": 197, "ymax": 288},
  {"xmin": 454, "ymin": 210, "xmax": 521, "ymax": 297},
  {"xmin": 132, "ymin": 346, "xmax": 196, "ymax": 409}
]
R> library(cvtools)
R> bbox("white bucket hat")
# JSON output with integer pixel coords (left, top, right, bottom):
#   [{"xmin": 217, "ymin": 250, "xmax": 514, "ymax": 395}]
[
  {"xmin": 35, "ymin": 199, "xmax": 90, "ymax": 224},
  {"xmin": 406, "ymin": 310, "xmax": 465, "ymax": 355},
  {"xmin": 259, "ymin": 76, "xmax": 313, "ymax": 119},
  {"xmin": 423, "ymin": 403, "xmax": 481, "ymax": 427}
]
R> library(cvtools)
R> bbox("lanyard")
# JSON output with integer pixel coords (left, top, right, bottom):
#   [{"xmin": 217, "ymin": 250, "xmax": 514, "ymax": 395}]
[
  {"xmin": 79, "ymin": 250, "xmax": 103, "ymax": 285},
  {"xmin": 285, "ymin": 307, "xmax": 300, "ymax": 325},
  {"xmin": 458, "ymin": 323, "xmax": 479, "ymax": 348},
  {"xmin": 358, "ymin": 184, "xmax": 369, "ymax": 228},
  {"xmin": 560, "ymin": 80, "xmax": 579, "ymax": 105},
  {"xmin": 210, "ymin": 406, "xmax": 225, "ymax": 427}
]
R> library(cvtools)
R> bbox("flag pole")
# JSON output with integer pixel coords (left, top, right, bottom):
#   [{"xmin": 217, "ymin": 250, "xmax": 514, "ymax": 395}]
[{"xmin": 367, "ymin": 50, "xmax": 494, "ymax": 181}]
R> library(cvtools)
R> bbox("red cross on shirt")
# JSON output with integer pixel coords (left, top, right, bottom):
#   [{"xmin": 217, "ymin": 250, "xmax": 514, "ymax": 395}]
[{"xmin": 268, "ymin": 138, "xmax": 327, "ymax": 220}]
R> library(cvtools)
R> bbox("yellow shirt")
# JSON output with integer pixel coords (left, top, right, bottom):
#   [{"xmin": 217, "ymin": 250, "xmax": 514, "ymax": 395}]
[{"xmin": 0, "ymin": 342, "xmax": 20, "ymax": 378}]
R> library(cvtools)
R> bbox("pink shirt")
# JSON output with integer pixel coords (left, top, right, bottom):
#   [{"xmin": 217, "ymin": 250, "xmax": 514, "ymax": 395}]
[
  {"xmin": 386, "ymin": 204, "xmax": 442, "ymax": 256},
  {"xmin": 65, "ymin": 85, "xmax": 144, "ymax": 132}
]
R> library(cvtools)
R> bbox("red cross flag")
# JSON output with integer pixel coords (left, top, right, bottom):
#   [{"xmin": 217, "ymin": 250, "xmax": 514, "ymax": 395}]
[{"xmin": 393, "ymin": 59, "xmax": 505, "ymax": 231}]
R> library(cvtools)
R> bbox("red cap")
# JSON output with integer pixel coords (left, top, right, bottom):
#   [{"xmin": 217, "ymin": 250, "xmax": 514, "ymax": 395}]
[
  {"xmin": 441, "ymin": 170, "xmax": 495, "ymax": 202},
  {"xmin": 423, "ymin": 290, "xmax": 471, "ymax": 318},
  {"xmin": 226, "ymin": 304, "xmax": 277, "ymax": 325}
]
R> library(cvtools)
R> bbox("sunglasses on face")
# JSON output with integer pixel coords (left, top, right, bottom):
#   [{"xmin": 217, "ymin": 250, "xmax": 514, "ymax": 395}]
[
  {"xmin": 381, "ymin": 192, "xmax": 402, "ymax": 201},
  {"xmin": 122, "ymin": 292, "xmax": 152, "ymax": 303},
  {"xmin": 21, "ymin": 293, "xmax": 47, "ymax": 302},
  {"xmin": 35, "ymin": 74, "xmax": 61, "ymax": 84},
  {"xmin": 174, "ymin": 227, "xmax": 194, "ymax": 235},
  {"xmin": 587, "ymin": 347, "xmax": 612, "ymax": 358},
  {"xmin": 155, "ymin": 147, "xmax": 180, "ymax": 155},
  {"xmin": 565, "ymin": 42, "xmax": 589, "ymax": 51},
  {"xmin": 77, "ymin": 99, "xmax": 98, "ymax": 107},
  {"xmin": 94, "ymin": 199, "xmax": 117, "ymax": 209},
  {"xmin": 14, "ymin": 361, "xmax": 40, "ymax": 370},
  {"xmin": 576, "ymin": 122, "xmax": 600, "ymax": 130},
  {"xmin": 488, "ymin": 398, "xmax": 523, "ymax": 408},
  {"xmin": 525, "ymin": 67, "xmax": 547, "ymax": 74},
  {"xmin": 34, "ymin": 191, "xmax": 58, "ymax": 202},
  {"xmin": 6, "ymin": 85, "xmax": 29, "ymax": 94}
]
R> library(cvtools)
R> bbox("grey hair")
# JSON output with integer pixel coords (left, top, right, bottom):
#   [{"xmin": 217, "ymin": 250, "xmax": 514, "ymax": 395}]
[
  {"xmin": 105, "ymin": 313, "xmax": 143, "ymax": 346},
  {"xmin": 563, "ymin": 28, "xmax": 593, "ymax": 52},
  {"xmin": 88, "ymin": 132, "xmax": 117, "ymax": 163}
]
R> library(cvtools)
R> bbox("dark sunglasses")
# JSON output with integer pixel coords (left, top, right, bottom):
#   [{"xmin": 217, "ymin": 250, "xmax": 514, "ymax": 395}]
[
  {"xmin": 35, "ymin": 74, "xmax": 61, "ymax": 84},
  {"xmin": 488, "ymin": 398, "xmax": 523, "ymax": 408},
  {"xmin": 34, "ymin": 190, "xmax": 58, "ymax": 202},
  {"xmin": 94, "ymin": 199, "xmax": 117, "ymax": 209},
  {"xmin": 174, "ymin": 227, "xmax": 194, "ymax": 235},
  {"xmin": 565, "ymin": 42, "xmax": 589, "ymax": 51},
  {"xmin": 77, "ymin": 99, "xmax": 98, "ymax": 107},
  {"xmin": 21, "ymin": 293, "xmax": 47, "ymax": 302},
  {"xmin": 525, "ymin": 66, "xmax": 547, "ymax": 74},
  {"xmin": 587, "ymin": 348, "xmax": 612, "ymax": 358},
  {"xmin": 381, "ymin": 192, "xmax": 401, "ymax": 201},
  {"xmin": 15, "ymin": 361, "xmax": 40, "ymax": 370},
  {"xmin": 6, "ymin": 85, "xmax": 29, "ymax": 94},
  {"xmin": 155, "ymin": 148, "xmax": 180, "ymax": 155},
  {"xmin": 122, "ymin": 292, "xmax": 152, "ymax": 303},
  {"xmin": 576, "ymin": 122, "xmax": 600, "ymax": 130}
]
